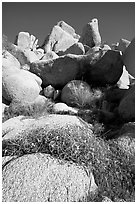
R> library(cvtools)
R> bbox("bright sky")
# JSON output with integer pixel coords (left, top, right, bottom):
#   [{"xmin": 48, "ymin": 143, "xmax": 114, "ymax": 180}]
[{"xmin": 2, "ymin": 2, "xmax": 135, "ymax": 46}]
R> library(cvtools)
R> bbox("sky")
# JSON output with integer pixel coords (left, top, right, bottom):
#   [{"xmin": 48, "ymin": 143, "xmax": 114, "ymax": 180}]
[{"xmin": 2, "ymin": 2, "xmax": 135, "ymax": 46}]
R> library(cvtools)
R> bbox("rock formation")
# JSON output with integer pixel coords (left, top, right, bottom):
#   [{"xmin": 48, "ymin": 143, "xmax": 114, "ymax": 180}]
[{"xmin": 2, "ymin": 18, "xmax": 135, "ymax": 202}]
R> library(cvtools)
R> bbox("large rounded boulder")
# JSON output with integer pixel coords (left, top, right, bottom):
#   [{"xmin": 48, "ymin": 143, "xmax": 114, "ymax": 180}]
[
  {"xmin": 2, "ymin": 69, "xmax": 42, "ymax": 102},
  {"xmin": 61, "ymin": 80, "xmax": 103, "ymax": 108},
  {"xmin": 2, "ymin": 153, "xmax": 97, "ymax": 202}
]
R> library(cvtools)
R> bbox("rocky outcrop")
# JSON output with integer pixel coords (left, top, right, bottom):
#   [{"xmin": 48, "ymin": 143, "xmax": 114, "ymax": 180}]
[
  {"xmin": 16, "ymin": 32, "xmax": 39, "ymax": 51},
  {"xmin": 2, "ymin": 153, "xmax": 97, "ymax": 202},
  {"xmin": 2, "ymin": 17, "xmax": 135, "ymax": 202},
  {"xmin": 30, "ymin": 54, "xmax": 87, "ymax": 88},
  {"xmin": 80, "ymin": 18, "xmax": 101, "ymax": 48},
  {"xmin": 57, "ymin": 20, "xmax": 80, "ymax": 39},
  {"xmin": 43, "ymin": 25, "xmax": 78, "ymax": 53},
  {"xmin": 2, "ymin": 35, "xmax": 30, "ymax": 67}
]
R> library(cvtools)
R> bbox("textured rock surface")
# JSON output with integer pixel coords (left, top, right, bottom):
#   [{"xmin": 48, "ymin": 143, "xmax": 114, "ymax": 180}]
[
  {"xmin": 53, "ymin": 103, "xmax": 78, "ymax": 114},
  {"xmin": 43, "ymin": 25, "xmax": 78, "ymax": 53},
  {"xmin": 30, "ymin": 54, "xmax": 88, "ymax": 88},
  {"xmin": 2, "ymin": 114, "xmax": 93, "ymax": 144},
  {"xmin": 16, "ymin": 32, "xmax": 39, "ymax": 51},
  {"xmin": 80, "ymin": 18, "xmax": 101, "ymax": 48},
  {"xmin": 57, "ymin": 20, "xmax": 80, "ymax": 39},
  {"xmin": 23, "ymin": 50, "xmax": 39, "ymax": 63},
  {"xmin": 2, "ymin": 153, "xmax": 97, "ymax": 202},
  {"xmin": 2, "ymin": 50, "xmax": 21, "ymax": 71},
  {"xmin": 2, "ymin": 69, "xmax": 42, "ymax": 102},
  {"xmin": 43, "ymin": 85, "xmax": 55, "ymax": 98},
  {"xmin": 58, "ymin": 42, "xmax": 85, "ymax": 56},
  {"xmin": 2, "ymin": 35, "xmax": 29, "ymax": 66}
]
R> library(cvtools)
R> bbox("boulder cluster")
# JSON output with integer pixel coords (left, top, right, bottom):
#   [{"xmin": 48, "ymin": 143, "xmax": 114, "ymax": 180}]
[{"xmin": 2, "ymin": 19, "xmax": 135, "ymax": 202}]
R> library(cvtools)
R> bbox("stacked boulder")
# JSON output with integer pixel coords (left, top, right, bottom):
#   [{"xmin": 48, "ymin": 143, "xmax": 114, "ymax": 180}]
[{"xmin": 2, "ymin": 18, "xmax": 135, "ymax": 202}]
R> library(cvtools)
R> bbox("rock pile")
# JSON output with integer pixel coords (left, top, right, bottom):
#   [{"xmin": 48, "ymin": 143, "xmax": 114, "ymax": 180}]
[{"xmin": 2, "ymin": 18, "xmax": 135, "ymax": 202}]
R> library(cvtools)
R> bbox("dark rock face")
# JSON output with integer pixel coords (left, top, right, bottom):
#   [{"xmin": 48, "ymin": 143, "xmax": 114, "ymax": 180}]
[
  {"xmin": 118, "ymin": 85, "xmax": 135, "ymax": 122},
  {"xmin": 84, "ymin": 50, "xmax": 123, "ymax": 86},
  {"xmin": 30, "ymin": 54, "xmax": 88, "ymax": 88}
]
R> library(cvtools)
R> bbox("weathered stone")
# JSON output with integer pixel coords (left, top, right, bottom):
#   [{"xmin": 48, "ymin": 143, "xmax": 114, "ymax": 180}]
[
  {"xmin": 118, "ymin": 85, "xmax": 135, "ymax": 122},
  {"xmin": 117, "ymin": 38, "xmax": 130, "ymax": 53},
  {"xmin": 2, "ymin": 69, "xmax": 42, "ymax": 102},
  {"xmin": 30, "ymin": 34, "xmax": 39, "ymax": 51},
  {"xmin": 30, "ymin": 52, "xmax": 111, "ymax": 88},
  {"xmin": 43, "ymin": 25, "xmax": 78, "ymax": 53},
  {"xmin": 2, "ymin": 111, "xmax": 134, "ymax": 200},
  {"xmin": 17, "ymin": 32, "xmax": 30, "ymax": 51},
  {"xmin": 41, "ymin": 51, "xmax": 59, "ymax": 61},
  {"xmin": 122, "ymin": 38, "xmax": 135, "ymax": 77},
  {"xmin": 2, "ymin": 153, "xmax": 97, "ymax": 202},
  {"xmin": 58, "ymin": 42, "xmax": 85, "ymax": 56},
  {"xmin": 2, "ymin": 114, "xmax": 94, "ymax": 149},
  {"xmin": 61, "ymin": 80, "xmax": 102, "ymax": 108},
  {"xmin": 53, "ymin": 102, "xmax": 78, "ymax": 114},
  {"xmin": 2, "ymin": 116, "xmax": 26, "ymax": 137},
  {"xmin": 43, "ymin": 85, "xmax": 55, "ymax": 98},
  {"xmin": 2, "ymin": 50, "xmax": 20, "ymax": 71},
  {"xmin": 24, "ymin": 50, "xmax": 39, "ymax": 63},
  {"xmin": 30, "ymin": 54, "xmax": 88, "ymax": 88},
  {"xmin": 84, "ymin": 50, "xmax": 123, "ymax": 86},
  {"xmin": 80, "ymin": 18, "xmax": 101, "ymax": 48},
  {"xmin": 16, "ymin": 32, "xmax": 39, "ymax": 51},
  {"xmin": 57, "ymin": 20, "xmax": 80, "ymax": 39}
]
